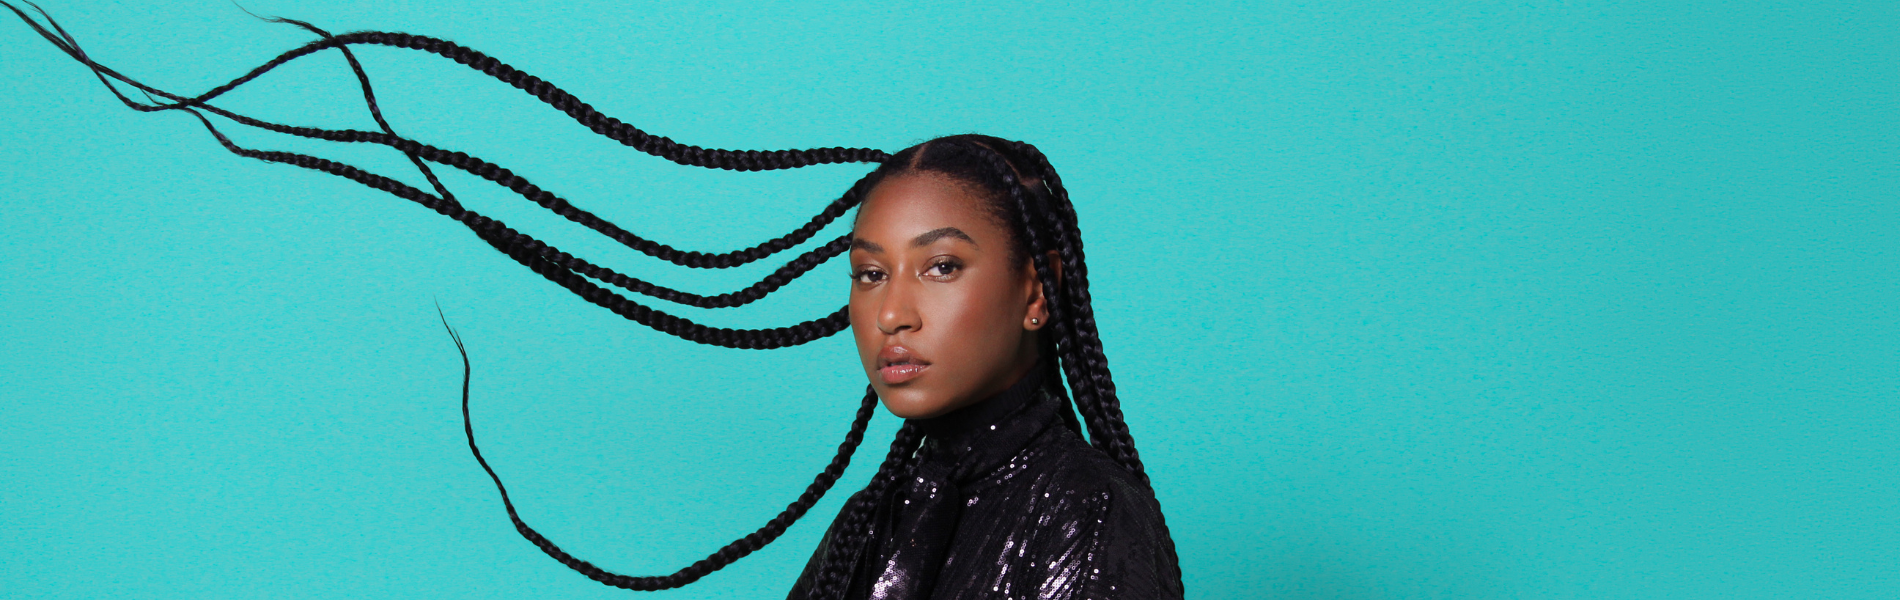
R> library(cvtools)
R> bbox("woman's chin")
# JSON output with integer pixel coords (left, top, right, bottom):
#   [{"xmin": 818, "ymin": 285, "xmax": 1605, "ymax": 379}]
[{"xmin": 876, "ymin": 391, "xmax": 954, "ymax": 420}]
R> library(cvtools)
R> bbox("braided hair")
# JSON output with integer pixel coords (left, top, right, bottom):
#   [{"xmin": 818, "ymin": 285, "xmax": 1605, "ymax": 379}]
[{"xmin": 4, "ymin": 3, "xmax": 1175, "ymax": 595}]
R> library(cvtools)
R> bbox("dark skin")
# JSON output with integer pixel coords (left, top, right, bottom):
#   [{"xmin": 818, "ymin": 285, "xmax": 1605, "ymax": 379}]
[{"xmin": 849, "ymin": 173, "xmax": 1062, "ymax": 419}]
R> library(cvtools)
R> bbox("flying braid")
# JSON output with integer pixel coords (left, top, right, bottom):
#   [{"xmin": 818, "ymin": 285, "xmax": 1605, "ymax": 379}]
[
  {"xmin": 266, "ymin": 14, "xmax": 460, "ymax": 206},
  {"xmin": 2, "ymin": 3, "xmax": 886, "ymax": 171},
  {"xmin": 166, "ymin": 102, "xmax": 853, "ymax": 348},
  {"xmin": 158, "ymin": 98, "xmax": 882, "ymax": 590},
  {"xmin": 4, "ymin": 2, "xmax": 869, "ymax": 269},
  {"xmin": 439, "ymin": 307, "xmax": 887, "ymax": 590}
]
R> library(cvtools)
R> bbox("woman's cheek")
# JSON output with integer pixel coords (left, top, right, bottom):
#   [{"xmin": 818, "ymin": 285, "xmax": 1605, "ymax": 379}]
[
  {"xmin": 848, "ymin": 300, "xmax": 881, "ymax": 377},
  {"xmin": 933, "ymin": 293, "xmax": 995, "ymax": 370}
]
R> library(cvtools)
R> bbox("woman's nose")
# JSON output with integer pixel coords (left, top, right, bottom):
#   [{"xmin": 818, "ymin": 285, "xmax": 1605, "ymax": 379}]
[{"xmin": 876, "ymin": 279, "xmax": 921, "ymax": 335}]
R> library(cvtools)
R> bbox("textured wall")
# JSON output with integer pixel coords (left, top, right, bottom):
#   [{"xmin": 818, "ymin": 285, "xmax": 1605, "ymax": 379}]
[{"xmin": 1, "ymin": 1, "xmax": 1892, "ymax": 598}]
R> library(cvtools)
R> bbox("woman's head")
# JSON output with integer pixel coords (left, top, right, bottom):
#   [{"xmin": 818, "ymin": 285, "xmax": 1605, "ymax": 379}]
[
  {"xmin": 846, "ymin": 135, "xmax": 1064, "ymax": 419},
  {"xmin": 810, "ymin": 134, "xmax": 1167, "ymax": 597}
]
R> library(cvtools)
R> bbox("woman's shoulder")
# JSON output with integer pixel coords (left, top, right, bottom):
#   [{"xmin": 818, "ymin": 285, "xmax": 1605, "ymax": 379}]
[
  {"xmin": 1034, "ymin": 424, "xmax": 1161, "ymax": 506},
  {"xmin": 1019, "ymin": 425, "xmax": 1185, "ymax": 599}
]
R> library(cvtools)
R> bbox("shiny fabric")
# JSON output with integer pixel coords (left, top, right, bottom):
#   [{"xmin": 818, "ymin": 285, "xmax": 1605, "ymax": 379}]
[{"xmin": 788, "ymin": 367, "xmax": 1183, "ymax": 600}]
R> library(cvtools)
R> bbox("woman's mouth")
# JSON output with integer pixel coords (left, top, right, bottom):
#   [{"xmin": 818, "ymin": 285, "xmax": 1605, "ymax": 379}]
[
  {"xmin": 880, "ymin": 360, "xmax": 929, "ymax": 385},
  {"xmin": 878, "ymin": 346, "xmax": 930, "ymax": 385}
]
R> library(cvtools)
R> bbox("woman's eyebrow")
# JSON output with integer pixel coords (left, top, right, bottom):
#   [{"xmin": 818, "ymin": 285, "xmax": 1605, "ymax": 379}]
[
  {"xmin": 850, "ymin": 228, "xmax": 976, "ymax": 254},
  {"xmin": 911, "ymin": 227, "xmax": 976, "ymax": 248}
]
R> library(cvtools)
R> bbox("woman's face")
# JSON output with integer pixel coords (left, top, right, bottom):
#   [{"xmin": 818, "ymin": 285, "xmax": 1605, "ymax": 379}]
[{"xmin": 849, "ymin": 173, "xmax": 1049, "ymax": 419}]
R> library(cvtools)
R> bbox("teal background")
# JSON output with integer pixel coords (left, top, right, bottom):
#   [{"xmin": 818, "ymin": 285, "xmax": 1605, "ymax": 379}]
[{"xmin": 1, "ymin": 1, "xmax": 1893, "ymax": 598}]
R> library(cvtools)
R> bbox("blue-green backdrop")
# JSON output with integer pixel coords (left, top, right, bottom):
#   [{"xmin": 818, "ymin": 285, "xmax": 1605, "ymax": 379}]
[{"xmin": 1, "ymin": 1, "xmax": 1892, "ymax": 598}]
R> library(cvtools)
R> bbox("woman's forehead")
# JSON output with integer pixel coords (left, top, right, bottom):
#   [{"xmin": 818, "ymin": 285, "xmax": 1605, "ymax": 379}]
[{"xmin": 853, "ymin": 174, "xmax": 1003, "ymax": 247}]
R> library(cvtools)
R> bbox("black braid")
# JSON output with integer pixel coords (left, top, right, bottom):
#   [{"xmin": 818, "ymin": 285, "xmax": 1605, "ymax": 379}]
[
  {"xmin": 4, "ymin": 4, "xmax": 870, "ymax": 270},
  {"xmin": 994, "ymin": 142, "xmax": 1141, "ymax": 475},
  {"xmin": 937, "ymin": 137, "xmax": 1178, "ymax": 592},
  {"xmin": 369, "ymin": 131, "xmax": 870, "ymax": 270},
  {"xmin": 965, "ymin": 144, "xmax": 1116, "ymax": 457},
  {"xmin": 971, "ymin": 136, "xmax": 1147, "ymax": 480},
  {"xmin": 1014, "ymin": 142, "xmax": 1148, "ymax": 481},
  {"xmin": 962, "ymin": 141, "xmax": 1118, "ymax": 456},
  {"xmin": 552, "ymin": 235, "xmax": 851, "ymax": 309},
  {"xmin": 167, "ymin": 104, "xmax": 848, "ymax": 349},
  {"xmin": 438, "ymin": 308, "xmax": 885, "ymax": 590},
  {"xmin": 262, "ymin": 15, "xmax": 460, "ymax": 206},
  {"xmin": 1010, "ymin": 140, "xmax": 1181, "ymax": 585},
  {"xmin": 3, "ymin": 4, "xmax": 887, "ymax": 171},
  {"xmin": 804, "ymin": 422, "xmax": 923, "ymax": 600},
  {"xmin": 162, "ymin": 100, "xmax": 896, "ymax": 589}
]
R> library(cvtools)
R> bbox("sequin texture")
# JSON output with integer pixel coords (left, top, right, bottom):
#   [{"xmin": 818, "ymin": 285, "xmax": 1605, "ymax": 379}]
[{"xmin": 787, "ymin": 367, "xmax": 1183, "ymax": 599}]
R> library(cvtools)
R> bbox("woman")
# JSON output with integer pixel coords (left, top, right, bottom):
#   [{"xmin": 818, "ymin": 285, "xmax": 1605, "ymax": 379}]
[
  {"xmin": 6, "ymin": 5, "xmax": 1182, "ymax": 598},
  {"xmin": 787, "ymin": 136, "xmax": 1183, "ymax": 599}
]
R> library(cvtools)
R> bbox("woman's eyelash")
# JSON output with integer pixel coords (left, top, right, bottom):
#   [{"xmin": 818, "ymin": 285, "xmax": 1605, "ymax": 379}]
[
  {"xmin": 850, "ymin": 261, "xmax": 958, "ymax": 282},
  {"xmin": 929, "ymin": 260, "xmax": 962, "ymax": 276}
]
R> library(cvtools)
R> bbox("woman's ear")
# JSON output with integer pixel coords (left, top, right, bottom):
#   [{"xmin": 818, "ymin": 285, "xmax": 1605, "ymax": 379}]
[
  {"xmin": 1046, "ymin": 250, "xmax": 1063, "ymax": 289},
  {"xmin": 1023, "ymin": 251, "xmax": 1062, "ymax": 330}
]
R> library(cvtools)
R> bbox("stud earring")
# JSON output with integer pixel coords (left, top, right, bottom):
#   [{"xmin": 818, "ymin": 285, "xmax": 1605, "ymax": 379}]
[{"xmin": 1030, "ymin": 318, "xmax": 1040, "ymax": 325}]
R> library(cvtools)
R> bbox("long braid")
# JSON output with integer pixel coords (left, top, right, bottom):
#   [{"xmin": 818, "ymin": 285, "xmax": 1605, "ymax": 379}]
[
  {"xmin": 804, "ymin": 422, "xmax": 924, "ymax": 600},
  {"xmin": 10, "ymin": 7, "xmax": 906, "ymax": 584},
  {"xmin": 265, "ymin": 15, "xmax": 460, "ymax": 206},
  {"xmin": 6, "ymin": 5, "xmax": 867, "ymax": 270},
  {"xmin": 3, "ymin": 4, "xmax": 887, "ymax": 171},
  {"xmin": 440, "ymin": 309, "xmax": 887, "ymax": 589},
  {"xmin": 975, "ymin": 137, "xmax": 1180, "ymax": 591},
  {"xmin": 551, "ymin": 235, "xmax": 850, "ymax": 309},
  {"xmin": 1015, "ymin": 181, "xmax": 1117, "ymax": 455},
  {"xmin": 961, "ymin": 142, "xmax": 1118, "ymax": 458},
  {"xmin": 1017, "ymin": 143, "xmax": 1148, "ymax": 482},
  {"xmin": 166, "ymin": 101, "xmax": 906, "ymax": 590},
  {"xmin": 1012, "ymin": 143, "xmax": 1181, "ymax": 587},
  {"xmin": 968, "ymin": 136, "xmax": 1142, "ymax": 478},
  {"xmin": 171, "ymin": 105, "xmax": 848, "ymax": 349}
]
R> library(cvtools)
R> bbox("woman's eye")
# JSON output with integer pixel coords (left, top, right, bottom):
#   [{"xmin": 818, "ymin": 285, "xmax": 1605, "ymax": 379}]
[
  {"xmin": 927, "ymin": 261, "xmax": 961, "ymax": 277},
  {"xmin": 853, "ymin": 269, "xmax": 886, "ymax": 284}
]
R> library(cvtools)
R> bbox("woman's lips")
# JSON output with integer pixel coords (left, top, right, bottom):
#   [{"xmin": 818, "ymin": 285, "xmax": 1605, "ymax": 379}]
[
  {"xmin": 880, "ymin": 362, "xmax": 929, "ymax": 385},
  {"xmin": 877, "ymin": 345, "xmax": 929, "ymax": 385}
]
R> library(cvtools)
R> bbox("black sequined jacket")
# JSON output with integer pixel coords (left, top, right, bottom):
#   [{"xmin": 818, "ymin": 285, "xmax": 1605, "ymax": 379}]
[{"xmin": 788, "ymin": 366, "xmax": 1184, "ymax": 600}]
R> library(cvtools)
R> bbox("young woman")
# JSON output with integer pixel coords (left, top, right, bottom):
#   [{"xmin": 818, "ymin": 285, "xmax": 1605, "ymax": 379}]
[
  {"xmin": 6, "ymin": 5, "xmax": 1183, "ymax": 598},
  {"xmin": 786, "ymin": 135, "xmax": 1183, "ymax": 599}
]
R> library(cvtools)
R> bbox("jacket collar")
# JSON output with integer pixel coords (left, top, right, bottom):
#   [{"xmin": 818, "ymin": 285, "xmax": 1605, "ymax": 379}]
[{"xmin": 913, "ymin": 362, "xmax": 1065, "ymax": 485}]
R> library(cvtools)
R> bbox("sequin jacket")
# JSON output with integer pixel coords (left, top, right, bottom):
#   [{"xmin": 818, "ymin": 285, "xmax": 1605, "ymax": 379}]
[{"xmin": 787, "ymin": 367, "xmax": 1184, "ymax": 600}]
